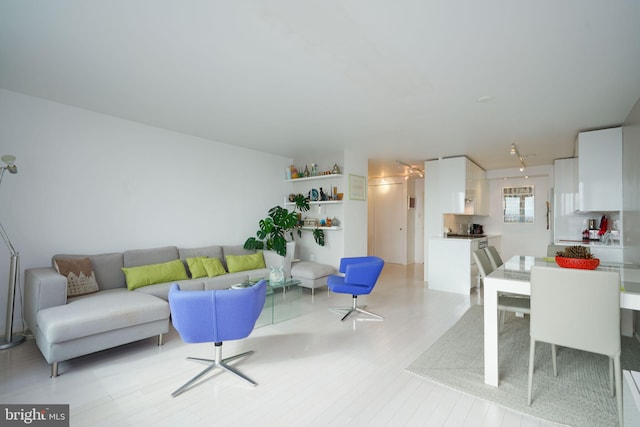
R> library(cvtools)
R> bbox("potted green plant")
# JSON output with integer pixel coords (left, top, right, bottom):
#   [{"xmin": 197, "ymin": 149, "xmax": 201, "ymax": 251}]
[{"xmin": 243, "ymin": 194, "xmax": 325, "ymax": 257}]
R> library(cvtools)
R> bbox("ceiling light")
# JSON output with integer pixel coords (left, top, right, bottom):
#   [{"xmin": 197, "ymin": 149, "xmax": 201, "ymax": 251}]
[
  {"xmin": 477, "ymin": 95, "xmax": 495, "ymax": 103},
  {"xmin": 397, "ymin": 160, "xmax": 424, "ymax": 179},
  {"xmin": 510, "ymin": 143, "xmax": 526, "ymax": 172}
]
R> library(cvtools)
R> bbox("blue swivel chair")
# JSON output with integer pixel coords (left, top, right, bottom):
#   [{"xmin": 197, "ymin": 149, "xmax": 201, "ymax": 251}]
[
  {"xmin": 168, "ymin": 280, "xmax": 267, "ymax": 397},
  {"xmin": 327, "ymin": 256, "xmax": 385, "ymax": 321}
]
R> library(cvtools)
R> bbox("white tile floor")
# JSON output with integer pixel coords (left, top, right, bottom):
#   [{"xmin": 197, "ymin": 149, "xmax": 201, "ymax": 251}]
[{"xmin": 0, "ymin": 264, "xmax": 560, "ymax": 426}]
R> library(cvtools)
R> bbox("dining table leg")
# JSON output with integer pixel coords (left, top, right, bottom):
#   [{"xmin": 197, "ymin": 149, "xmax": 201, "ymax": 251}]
[{"xmin": 484, "ymin": 277, "xmax": 499, "ymax": 386}]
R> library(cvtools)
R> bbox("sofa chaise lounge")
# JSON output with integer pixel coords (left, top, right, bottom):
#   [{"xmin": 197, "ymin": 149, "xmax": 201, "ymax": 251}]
[{"xmin": 24, "ymin": 244, "xmax": 285, "ymax": 377}]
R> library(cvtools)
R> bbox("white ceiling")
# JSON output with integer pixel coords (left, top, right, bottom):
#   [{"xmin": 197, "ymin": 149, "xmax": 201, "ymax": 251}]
[{"xmin": 2, "ymin": 1, "xmax": 640, "ymax": 177}]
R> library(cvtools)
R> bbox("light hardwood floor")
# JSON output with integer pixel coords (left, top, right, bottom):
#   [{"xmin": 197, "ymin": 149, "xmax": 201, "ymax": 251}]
[{"xmin": 1, "ymin": 264, "xmax": 559, "ymax": 426}]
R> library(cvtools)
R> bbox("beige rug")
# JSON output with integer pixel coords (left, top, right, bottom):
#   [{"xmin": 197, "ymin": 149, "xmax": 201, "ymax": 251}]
[{"xmin": 407, "ymin": 305, "xmax": 640, "ymax": 426}]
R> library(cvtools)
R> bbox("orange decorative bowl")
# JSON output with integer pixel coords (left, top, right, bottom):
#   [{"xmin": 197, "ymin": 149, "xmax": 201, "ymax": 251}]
[{"xmin": 555, "ymin": 256, "xmax": 600, "ymax": 270}]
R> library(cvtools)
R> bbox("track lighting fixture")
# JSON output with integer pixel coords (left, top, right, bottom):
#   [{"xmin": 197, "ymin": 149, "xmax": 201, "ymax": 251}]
[
  {"xmin": 510, "ymin": 143, "xmax": 526, "ymax": 172},
  {"xmin": 396, "ymin": 161, "xmax": 424, "ymax": 178}
]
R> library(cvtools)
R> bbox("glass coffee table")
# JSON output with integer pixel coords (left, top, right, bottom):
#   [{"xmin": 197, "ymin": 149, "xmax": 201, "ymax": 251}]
[{"xmin": 234, "ymin": 279, "xmax": 302, "ymax": 326}]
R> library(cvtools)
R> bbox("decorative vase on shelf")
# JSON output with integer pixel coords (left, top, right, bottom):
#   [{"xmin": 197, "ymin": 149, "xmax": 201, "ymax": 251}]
[{"xmin": 319, "ymin": 187, "xmax": 327, "ymax": 201}]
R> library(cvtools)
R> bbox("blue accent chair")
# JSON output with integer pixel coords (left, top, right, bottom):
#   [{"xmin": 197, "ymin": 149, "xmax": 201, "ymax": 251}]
[
  {"xmin": 168, "ymin": 280, "xmax": 267, "ymax": 397},
  {"xmin": 327, "ymin": 256, "xmax": 385, "ymax": 321}
]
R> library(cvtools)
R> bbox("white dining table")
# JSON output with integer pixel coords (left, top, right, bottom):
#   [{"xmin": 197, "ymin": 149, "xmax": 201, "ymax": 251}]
[{"xmin": 483, "ymin": 255, "xmax": 640, "ymax": 386}]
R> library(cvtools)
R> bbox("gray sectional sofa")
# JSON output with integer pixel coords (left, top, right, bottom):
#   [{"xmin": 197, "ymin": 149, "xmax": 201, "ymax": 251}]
[{"xmin": 24, "ymin": 244, "xmax": 285, "ymax": 377}]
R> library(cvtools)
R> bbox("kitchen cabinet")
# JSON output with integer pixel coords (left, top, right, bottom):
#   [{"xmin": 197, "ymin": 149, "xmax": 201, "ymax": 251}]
[
  {"xmin": 554, "ymin": 157, "xmax": 579, "ymax": 215},
  {"xmin": 553, "ymin": 157, "xmax": 580, "ymax": 241},
  {"xmin": 439, "ymin": 157, "xmax": 488, "ymax": 215},
  {"xmin": 487, "ymin": 235, "xmax": 502, "ymax": 253},
  {"xmin": 589, "ymin": 245, "xmax": 623, "ymax": 263},
  {"xmin": 578, "ymin": 127, "xmax": 622, "ymax": 212},
  {"xmin": 428, "ymin": 236, "xmax": 485, "ymax": 294}
]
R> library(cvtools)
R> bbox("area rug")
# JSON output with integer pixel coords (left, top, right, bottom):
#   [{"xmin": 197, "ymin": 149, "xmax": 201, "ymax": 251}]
[{"xmin": 407, "ymin": 305, "xmax": 640, "ymax": 426}]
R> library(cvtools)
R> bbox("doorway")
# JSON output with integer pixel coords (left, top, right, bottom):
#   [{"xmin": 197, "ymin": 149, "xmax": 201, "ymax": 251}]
[{"xmin": 368, "ymin": 182, "xmax": 407, "ymax": 264}]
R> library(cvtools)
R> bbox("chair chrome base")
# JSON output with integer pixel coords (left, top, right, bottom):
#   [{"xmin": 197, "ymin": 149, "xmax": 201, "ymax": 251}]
[
  {"xmin": 172, "ymin": 342, "xmax": 257, "ymax": 397},
  {"xmin": 330, "ymin": 295, "xmax": 383, "ymax": 321}
]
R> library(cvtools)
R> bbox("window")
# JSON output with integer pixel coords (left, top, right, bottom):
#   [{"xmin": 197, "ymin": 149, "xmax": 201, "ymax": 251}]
[{"xmin": 503, "ymin": 186, "xmax": 534, "ymax": 223}]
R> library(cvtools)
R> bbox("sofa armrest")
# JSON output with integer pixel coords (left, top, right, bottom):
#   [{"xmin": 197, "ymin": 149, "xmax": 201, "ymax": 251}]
[{"xmin": 24, "ymin": 268, "xmax": 68, "ymax": 331}]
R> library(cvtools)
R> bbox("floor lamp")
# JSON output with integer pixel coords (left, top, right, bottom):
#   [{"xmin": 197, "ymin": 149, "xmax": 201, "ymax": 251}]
[{"xmin": 0, "ymin": 154, "xmax": 25, "ymax": 350}]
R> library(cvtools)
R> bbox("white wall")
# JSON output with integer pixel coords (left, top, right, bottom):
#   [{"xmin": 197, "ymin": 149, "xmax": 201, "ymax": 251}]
[
  {"xmin": 409, "ymin": 177, "xmax": 424, "ymax": 264},
  {"xmin": 0, "ymin": 89, "xmax": 292, "ymax": 333},
  {"xmin": 483, "ymin": 166, "xmax": 553, "ymax": 260},
  {"xmin": 623, "ymin": 97, "xmax": 640, "ymax": 265},
  {"xmin": 423, "ymin": 159, "xmax": 441, "ymax": 278},
  {"xmin": 342, "ymin": 149, "xmax": 368, "ymax": 257}
]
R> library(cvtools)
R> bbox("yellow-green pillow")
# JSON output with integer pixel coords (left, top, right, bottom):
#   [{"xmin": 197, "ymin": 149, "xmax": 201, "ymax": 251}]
[
  {"xmin": 186, "ymin": 257, "xmax": 227, "ymax": 278},
  {"xmin": 122, "ymin": 259, "xmax": 189, "ymax": 291},
  {"xmin": 201, "ymin": 257, "xmax": 227, "ymax": 277},
  {"xmin": 225, "ymin": 252, "xmax": 265, "ymax": 273},
  {"xmin": 186, "ymin": 257, "xmax": 208, "ymax": 279}
]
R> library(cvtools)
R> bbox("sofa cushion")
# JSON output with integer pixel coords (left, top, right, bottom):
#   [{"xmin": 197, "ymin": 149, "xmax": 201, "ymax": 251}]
[
  {"xmin": 53, "ymin": 257, "xmax": 99, "ymax": 297},
  {"xmin": 36, "ymin": 289, "xmax": 169, "ymax": 343},
  {"xmin": 226, "ymin": 252, "xmax": 266, "ymax": 273},
  {"xmin": 203, "ymin": 272, "xmax": 251, "ymax": 291},
  {"xmin": 123, "ymin": 246, "xmax": 179, "ymax": 268},
  {"xmin": 122, "ymin": 259, "xmax": 189, "ymax": 291},
  {"xmin": 52, "ymin": 253, "xmax": 125, "ymax": 290},
  {"xmin": 179, "ymin": 245, "xmax": 223, "ymax": 261},
  {"xmin": 134, "ymin": 279, "xmax": 204, "ymax": 300}
]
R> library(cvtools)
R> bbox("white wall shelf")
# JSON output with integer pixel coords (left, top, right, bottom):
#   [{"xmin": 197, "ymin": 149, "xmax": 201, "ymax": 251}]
[
  {"xmin": 285, "ymin": 200, "xmax": 342, "ymax": 206},
  {"xmin": 301, "ymin": 226, "xmax": 343, "ymax": 231},
  {"xmin": 285, "ymin": 174, "xmax": 343, "ymax": 182}
]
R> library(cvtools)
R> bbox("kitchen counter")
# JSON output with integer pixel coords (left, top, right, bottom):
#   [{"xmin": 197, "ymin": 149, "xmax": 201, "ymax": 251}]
[
  {"xmin": 555, "ymin": 240, "xmax": 623, "ymax": 262},
  {"xmin": 428, "ymin": 237, "xmax": 479, "ymax": 294},
  {"xmin": 557, "ymin": 239, "xmax": 623, "ymax": 248}
]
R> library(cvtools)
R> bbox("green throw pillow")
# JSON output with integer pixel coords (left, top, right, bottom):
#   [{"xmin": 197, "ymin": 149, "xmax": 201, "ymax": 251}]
[
  {"xmin": 201, "ymin": 257, "xmax": 227, "ymax": 277},
  {"xmin": 226, "ymin": 252, "xmax": 265, "ymax": 273},
  {"xmin": 186, "ymin": 256, "xmax": 208, "ymax": 279},
  {"xmin": 122, "ymin": 259, "xmax": 189, "ymax": 291},
  {"xmin": 186, "ymin": 256, "xmax": 227, "ymax": 278}
]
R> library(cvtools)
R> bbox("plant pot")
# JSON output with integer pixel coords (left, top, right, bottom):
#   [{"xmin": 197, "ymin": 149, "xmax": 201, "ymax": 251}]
[{"xmin": 555, "ymin": 256, "xmax": 600, "ymax": 270}]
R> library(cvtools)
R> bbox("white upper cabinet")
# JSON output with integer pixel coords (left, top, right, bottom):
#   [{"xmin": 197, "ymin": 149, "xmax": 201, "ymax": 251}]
[
  {"xmin": 578, "ymin": 127, "xmax": 622, "ymax": 212},
  {"xmin": 439, "ymin": 157, "xmax": 488, "ymax": 215},
  {"xmin": 554, "ymin": 157, "xmax": 579, "ymax": 215},
  {"xmin": 439, "ymin": 157, "xmax": 466, "ymax": 214}
]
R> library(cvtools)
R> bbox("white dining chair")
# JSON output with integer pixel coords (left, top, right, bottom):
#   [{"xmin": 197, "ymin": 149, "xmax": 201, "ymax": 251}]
[
  {"xmin": 484, "ymin": 246, "xmax": 503, "ymax": 270},
  {"xmin": 472, "ymin": 249, "xmax": 493, "ymax": 288},
  {"xmin": 474, "ymin": 249, "xmax": 530, "ymax": 328},
  {"xmin": 527, "ymin": 265, "xmax": 622, "ymax": 426}
]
